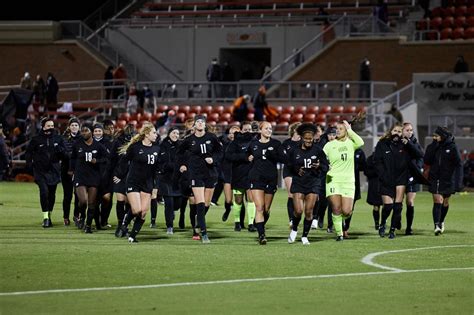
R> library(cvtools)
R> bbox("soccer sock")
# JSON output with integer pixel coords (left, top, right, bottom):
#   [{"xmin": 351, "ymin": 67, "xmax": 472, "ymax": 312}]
[
  {"xmin": 292, "ymin": 214, "xmax": 302, "ymax": 231},
  {"xmin": 263, "ymin": 211, "xmax": 270, "ymax": 226},
  {"xmin": 343, "ymin": 215, "xmax": 352, "ymax": 232},
  {"xmin": 86, "ymin": 206, "xmax": 95, "ymax": 227},
  {"xmin": 390, "ymin": 202, "xmax": 402, "ymax": 232},
  {"xmin": 406, "ymin": 205, "xmax": 414, "ymax": 230},
  {"xmin": 129, "ymin": 217, "xmax": 145, "ymax": 239},
  {"xmin": 332, "ymin": 213, "xmax": 343, "ymax": 236},
  {"xmin": 381, "ymin": 203, "xmax": 393, "ymax": 226},
  {"xmin": 224, "ymin": 202, "xmax": 232, "ymax": 215},
  {"xmin": 233, "ymin": 200, "xmax": 241, "ymax": 223},
  {"xmin": 116, "ymin": 200, "xmax": 125, "ymax": 226},
  {"xmin": 373, "ymin": 209, "xmax": 380, "ymax": 226},
  {"xmin": 150, "ymin": 198, "xmax": 157, "ymax": 222},
  {"xmin": 196, "ymin": 202, "xmax": 207, "ymax": 235},
  {"xmin": 256, "ymin": 222, "xmax": 265, "ymax": 237},
  {"xmin": 247, "ymin": 201, "xmax": 256, "ymax": 225},
  {"xmin": 205, "ymin": 205, "xmax": 210, "ymax": 215},
  {"xmin": 43, "ymin": 211, "xmax": 49, "ymax": 220},
  {"xmin": 287, "ymin": 197, "xmax": 294, "ymax": 222},
  {"xmin": 432, "ymin": 203, "xmax": 442, "ymax": 226},
  {"xmin": 122, "ymin": 208, "xmax": 135, "ymax": 228},
  {"xmin": 440, "ymin": 205, "xmax": 449, "ymax": 223},
  {"xmin": 189, "ymin": 204, "xmax": 197, "ymax": 229},
  {"xmin": 302, "ymin": 219, "xmax": 312, "ymax": 237},
  {"xmin": 240, "ymin": 203, "xmax": 246, "ymax": 227},
  {"xmin": 327, "ymin": 206, "xmax": 333, "ymax": 228}
]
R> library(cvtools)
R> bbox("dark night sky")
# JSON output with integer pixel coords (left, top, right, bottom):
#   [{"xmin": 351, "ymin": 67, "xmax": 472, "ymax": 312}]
[{"xmin": 0, "ymin": 1, "xmax": 110, "ymax": 21}]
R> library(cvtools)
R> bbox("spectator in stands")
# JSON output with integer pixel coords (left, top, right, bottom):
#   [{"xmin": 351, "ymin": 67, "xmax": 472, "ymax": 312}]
[
  {"xmin": 113, "ymin": 63, "xmax": 128, "ymax": 99},
  {"xmin": 322, "ymin": 19, "xmax": 336, "ymax": 47},
  {"xmin": 358, "ymin": 57, "xmax": 371, "ymax": 100},
  {"xmin": 206, "ymin": 58, "xmax": 222, "ymax": 98},
  {"xmin": 143, "ymin": 85, "xmax": 155, "ymax": 112},
  {"xmin": 386, "ymin": 104, "xmax": 404, "ymax": 123},
  {"xmin": 32, "ymin": 75, "xmax": 46, "ymax": 107},
  {"xmin": 419, "ymin": 0, "xmax": 431, "ymax": 18},
  {"xmin": 453, "ymin": 55, "xmax": 469, "ymax": 73},
  {"xmin": 221, "ymin": 61, "xmax": 235, "ymax": 98},
  {"xmin": 0, "ymin": 123, "xmax": 10, "ymax": 181},
  {"xmin": 46, "ymin": 72, "xmax": 59, "ymax": 107},
  {"xmin": 253, "ymin": 85, "xmax": 268, "ymax": 121},
  {"xmin": 103, "ymin": 65, "xmax": 114, "ymax": 100},
  {"xmin": 373, "ymin": 0, "xmax": 389, "ymax": 32},
  {"xmin": 20, "ymin": 72, "xmax": 33, "ymax": 90},
  {"xmin": 317, "ymin": 6, "xmax": 329, "ymax": 19},
  {"xmin": 126, "ymin": 82, "xmax": 138, "ymax": 114},
  {"xmin": 232, "ymin": 94, "xmax": 251, "ymax": 123}
]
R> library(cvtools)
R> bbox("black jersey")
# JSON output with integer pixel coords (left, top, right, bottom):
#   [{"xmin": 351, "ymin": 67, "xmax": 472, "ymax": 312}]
[
  {"xmin": 117, "ymin": 141, "xmax": 160, "ymax": 193},
  {"xmin": 248, "ymin": 138, "xmax": 282, "ymax": 184},
  {"xmin": 226, "ymin": 132, "xmax": 256, "ymax": 190},
  {"xmin": 70, "ymin": 139, "xmax": 108, "ymax": 187},
  {"xmin": 177, "ymin": 132, "xmax": 222, "ymax": 181},
  {"xmin": 289, "ymin": 143, "xmax": 328, "ymax": 194},
  {"xmin": 158, "ymin": 137, "xmax": 181, "ymax": 196}
]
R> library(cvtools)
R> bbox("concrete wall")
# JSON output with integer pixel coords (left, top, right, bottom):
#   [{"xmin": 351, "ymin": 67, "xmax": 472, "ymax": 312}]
[{"xmin": 107, "ymin": 25, "xmax": 322, "ymax": 81}]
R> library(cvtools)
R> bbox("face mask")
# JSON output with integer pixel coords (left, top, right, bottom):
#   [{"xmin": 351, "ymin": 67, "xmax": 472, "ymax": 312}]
[
  {"xmin": 391, "ymin": 134, "xmax": 400, "ymax": 142},
  {"xmin": 43, "ymin": 129, "xmax": 52, "ymax": 135}
]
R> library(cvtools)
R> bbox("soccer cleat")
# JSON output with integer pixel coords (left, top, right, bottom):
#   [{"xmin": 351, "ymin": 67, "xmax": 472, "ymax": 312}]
[
  {"xmin": 150, "ymin": 222, "xmax": 157, "ymax": 229},
  {"xmin": 318, "ymin": 220, "xmax": 324, "ymax": 229},
  {"xmin": 192, "ymin": 233, "xmax": 201, "ymax": 241},
  {"xmin": 221, "ymin": 210, "xmax": 230, "ymax": 222},
  {"xmin": 234, "ymin": 222, "xmax": 241, "ymax": 232},
  {"xmin": 288, "ymin": 230, "xmax": 297, "ymax": 244},
  {"xmin": 114, "ymin": 226, "xmax": 122, "ymax": 238},
  {"xmin": 48, "ymin": 219, "xmax": 53, "ymax": 227},
  {"xmin": 84, "ymin": 226, "xmax": 93, "ymax": 234},
  {"xmin": 247, "ymin": 224, "xmax": 257, "ymax": 232},
  {"xmin": 327, "ymin": 226, "xmax": 334, "ymax": 233},
  {"xmin": 166, "ymin": 227, "xmax": 173, "ymax": 235},
  {"xmin": 258, "ymin": 235, "xmax": 267, "ymax": 245},
  {"xmin": 434, "ymin": 225, "xmax": 442, "ymax": 236},
  {"xmin": 301, "ymin": 237, "xmax": 310, "ymax": 245},
  {"xmin": 388, "ymin": 231, "xmax": 396, "ymax": 239},
  {"xmin": 73, "ymin": 216, "xmax": 79, "ymax": 227},
  {"xmin": 42, "ymin": 218, "xmax": 50, "ymax": 228},
  {"xmin": 375, "ymin": 224, "xmax": 380, "ymax": 231},
  {"xmin": 343, "ymin": 231, "xmax": 349, "ymax": 239},
  {"xmin": 288, "ymin": 220, "xmax": 293, "ymax": 230},
  {"xmin": 396, "ymin": 221, "xmax": 402, "ymax": 230},
  {"xmin": 63, "ymin": 218, "xmax": 70, "ymax": 226},
  {"xmin": 311, "ymin": 219, "xmax": 318, "ymax": 230},
  {"xmin": 336, "ymin": 235, "xmax": 344, "ymax": 242},
  {"xmin": 440, "ymin": 222, "xmax": 445, "ymax": 233},
  {"xmin": 378, "ymin": 225, "xmax": 386, "ymax": 238},
  {"xmin": 405, "ymin": 228, "xmax": 413, "ymax": 235},
  {"xmin": 210, "ymin": 202, "xmax": 218, "ymax": 207},
  {"xmin": 128, "ymin": 237, "xmax": 138, "ymax": 243},
  {"xmin": 77, "ymin": 219, "xmax": 85, "ymax": 230},
  {"xmin": 201, "ymin": 234, "xmax": 211, "ymax": 244}
]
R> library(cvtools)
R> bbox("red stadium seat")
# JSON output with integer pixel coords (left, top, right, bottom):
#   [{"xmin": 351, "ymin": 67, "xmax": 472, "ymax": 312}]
[
  {"xmin": 279, "ymin": 113, "xmax": 291, "ymax": 123},
  {"xmin": 452, "ymin": 27, "xmax": 465, "ymax": 39},
  {"xmin": 202, "ymin": 105, "xmax": 213, "ymax": 115},
  {"xmin": 467, "ymin": 6, "xmax": 474, "ymax": 17},
  {"xmin": 130, "ymin": 113, "xmax": 141, "ymax": 122},
  {"xmin": 465, "ymin": 27, "xmax": 474, "ymax": 38},
  {"xmin": 431, "ymin": 7, "xmax": 442, "ymax": 17},
  {"xmin": 328, "ymin": 115, "xmax": 340, "ymax": 124},
  {"xmin": 430, "ymin": 17, "xmax": 443, "ymax": 29},
  {"xmin": 440, "ymin": 27, "xmax": 453, "ymax": 39},
  {"xmin": 274, "ymin": 105, "xmax": 283, "ymax": 115},
  {"xmin": 455, "ymin": 6, "xmax": 467, "ymax": 17},
  {"xmin": 416, "ymin": 19, "xmax": 428, "ymax": 30},
  {"xmin": 282, "ymin": 106, "xmax": 294, "ymax": 114},
  {"xmin": 157, "ymin": 105, "xmax": 168, "ymax": 113},
  {"xmin": 442, "ymin": 6, "xmax": 455, "ymax": 17},
  {"xmin": 177, "ymin": 112, "xmax": 186, "ymax": 122},
  {"xmin": 212, "ymin": 105, "xmax": 224, "ymax": 115},
  {"xmin": 218, "ymin": 121, "xmax": 229, "ymax": 128},
  {"xmin": 187, "ymin": 112, "xmax": 196, "ymax": 120},
  {"xmin": 294, "ymin": 105, "xmax": 307, "ymax": 114},
  {"xmin": 208, "ymin": 112, "xmax": 219, "ymax": 122},
  {"xmin": 247, "ymin": 113, "xmax": 255, "ymax": 121},
  {"xmin": 356, "ymin": 105, "xmax": 367, "ymax": 113},
  {"xmin": 220, "ymin": 112, "xmax": 232, "ymax": 122},
  {"xmin": 467, "ymin": 0, "xmax": 474, "ymax": 6},
  {"xmin": 467, "ymin": 16, "xmax": 474, "ymax": 27},
  {"xmin": 303, "ymin": 113, "xmax": 316, "ymax": 122},
  {"xmin": 207, "ymin": 121, "xmax": 217, "ymax": 126},
  {"xmin": 116, "ymin": 119, "xmax": 127, "ymax": 129},
  {"xmin": 189, "ymin": 105, "xmax": 201, "ymax": 114},
  {"xmin": 331, "ymin": 105, "xmax": 344, "ymax": 114},
  {"xmin": 344, "ymin": 105, "xmax": 357, "ymax": 113},
  {"xmin": 119, "ymin": 112, "xmax": 130, "ymax": 121},
  {"xmin": 319, "ymin": 105, "xmax": 332, "ymax": 114},
  {"xmin": 224, "ymin": 105, "xmax": 233, "ymax": 114},
  {"xmin": 169, "ymin": 105, "xmax": 179, "ymax": 112},
  {"xmin": 141, "ymin": 112, "xmax": 152, "ymax": 122},
  {"xmin": 454, "ymin": 16, "xmax": 466, "ymax": 28},
  {"xmin": 290, "ymin": 113, "xmax": 303, "ymax": 123},
  {"xmin": 442, "ymin": 16, "xmax": 454, "ymax": 28},
  {"xmin": 316, "ymin": 113, "xmax": 326, "ymax": 123},
  {"xmin": 307, "ymin": 105, "xmax": 319, "ymax": 114},
  {"xmin": 178, "ymin": 105, "xmax": 190, "ymax": 115}
]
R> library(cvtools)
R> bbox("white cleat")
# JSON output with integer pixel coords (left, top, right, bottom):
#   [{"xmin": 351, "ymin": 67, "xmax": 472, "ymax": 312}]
[
  {"xmin": 440, "ymin": 222, "xmax": 445, "ymax": 233},
  {"xmin": 434, "ymin": 226, "xmax": 442, "ymax": 236},
  {"xmin": 301, "ymin": 237, "xmax": 310, "ymax": 245},
  {"xmin": 311, "ymin": 219, "xmax": 318, "ymax": 229},
  {"xmin": 288, "ymin": 230, "xmax": 297, "ymax": 243},
  {"xmin": 166, "ymin": 227, "xmax": 174, "ymax": 235}
]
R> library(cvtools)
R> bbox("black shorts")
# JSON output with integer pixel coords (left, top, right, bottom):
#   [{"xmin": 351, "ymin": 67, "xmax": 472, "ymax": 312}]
[
  {"xmin": 222, "ymin": 167, "xmax": 232, "ymax": 184},
  {"xmin": 126, "ymin": 181, "xmax": 153, "ymax": 194},
  {"xmin": 74, "ymin": 181, "xmax": 99, "ymax": 188},
  {"xmin": 250, "ymin": 180, "xmax": 277, "ymax": 194},
  {"xmin": 282, "ymin": 165, "xmax": 294, "ymax": 179},
  {"xmin": 290, "ymin": 181, "xmax": 321, "ymax": 195},
  {"xmin": 113, "ymin": 180, "xmax": 127, "ymax": 194},
  {"xmin": 191, "ymin": 176, "xmax": 218, "ymax": 189},
  {"xmin": 406, "ymin": 183, "xmax": 420, "ymax": 193},
  {"xmin": 379, "ymin": 185, "xmax": 395, "ymax": 199}
]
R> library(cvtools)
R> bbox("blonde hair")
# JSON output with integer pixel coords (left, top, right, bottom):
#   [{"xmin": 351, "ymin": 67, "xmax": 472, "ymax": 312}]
[
  {"xmin": 119, "ymin": 122, "xmax": 155, "ymax": 155},
  {"xmin": 288, "ymin": 122, "xmax": 301, "ymax": 137},
  {"xmin": 380, "ymin": 122, "xmax": 403, "ymax": 141}
]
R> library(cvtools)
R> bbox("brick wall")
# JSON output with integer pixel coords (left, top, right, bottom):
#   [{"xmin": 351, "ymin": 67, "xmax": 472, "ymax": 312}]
[{"xmin": 291, "ymin": 37, "xmax": 474, "ymax": 88}]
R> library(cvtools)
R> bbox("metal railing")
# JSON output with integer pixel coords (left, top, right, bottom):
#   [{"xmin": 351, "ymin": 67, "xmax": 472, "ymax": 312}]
[
  {"xmin": 428, "ymin": 114, "xmax": 474, "ymax": 136},
  {"xmin": 365, "ymin": 83, "xmax": 415, "ymax": 136}
]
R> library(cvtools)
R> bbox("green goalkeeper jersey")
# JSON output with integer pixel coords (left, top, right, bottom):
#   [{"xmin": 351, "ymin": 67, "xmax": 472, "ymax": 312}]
[{"xmin": 323, "ymin": 129, "xmax": 364, "ymax": 184}]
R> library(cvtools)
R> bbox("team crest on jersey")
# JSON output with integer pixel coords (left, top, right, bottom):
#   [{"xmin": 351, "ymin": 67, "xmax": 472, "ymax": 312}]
[
  {"xmin": 296, "ymin": 154, "xmax": 301, "ymax": 159},
  {"xmin": 206, "ymin": 140, "xmax": 211, "ymax": 144},
  {"xmin": 311, "ymin": 155, "xmax": 316, "ymax": 159},
  {"xmin": 153, "ymin": 152, "xmax": 158, "ymax": 155},
  {"xmin": 253, "ymin": 146, "xmax": 258, "ymax": 150},
  {"xmin": 138, "ymin": 149, "xmax": 144, "ymax": 154},
  {"xmin": 446, "ymin": 149, "xmax": 450, "ymax": 153},
  {"xmin": 241, "ymin": 146, "xmax": 246, "ymax": 150},
  {"xmin": 54, "ymin": 143, "xmax": 58, "ymax": 146},
  {"xmin": 92, "ymin": 150, "xmax": 97, "ymax": 153},
  {"xmin": 78, "ymin": 148, "xmax": 83, "ymax": 152},
  {"xmin": 268, "ymin": 147, "xmax": 274, "ymax": 151},
  {"xmin": 191, "ymin": 141, "xmax": 196, "ymax": 146}
]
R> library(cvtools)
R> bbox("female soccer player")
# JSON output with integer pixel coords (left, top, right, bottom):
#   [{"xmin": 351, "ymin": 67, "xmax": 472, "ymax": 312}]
[
  {"xmin": 323, "ymin": 120, "xmax": 364, "ymax": 241},
  {"xmin": 248, "ymin": 121, "xmax": 282, "ymax": 245},
  {"xmin": 279, "ymin": 122, "xmax": 301, "ymax": 228},
  {"xmin": 177, "ymin": 115, "xmax": 222, "ymax": 243},
  {"xmin": 114, "ymin": 123, "xmax": 160, "ymax": 243},
  {"xmin": 70, "ymin": 124, "xmax": 108, "ymax": 233},
  {"xmin": 287, "ymin": 123, "xmax": 328, "ymax": 245},
  {"xmin": 374, "ymin": 123, "xmax": 423, "ymax": 239},
  {"xmin": 402, "ymin": 122, "xmax": 424, "ymax": 235},
  {"xmin": 424, "ymin": 126, "xmax": 462, "ymax": 235}
]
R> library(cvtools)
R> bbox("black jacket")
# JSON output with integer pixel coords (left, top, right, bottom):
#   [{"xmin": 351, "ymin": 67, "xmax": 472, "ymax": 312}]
[
  {"xmin": 26, "ymin": 130, "xmax": 66, "ymax": 184},
  {"xmin": 424, "ymin": 136, "xmax": 463, "ymax": 194}
]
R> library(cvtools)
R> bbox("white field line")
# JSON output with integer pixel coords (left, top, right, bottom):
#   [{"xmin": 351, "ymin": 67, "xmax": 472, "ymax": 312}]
[{"xmin": 1, "ymin": 246, "xmax": 473, "ymax": 297}]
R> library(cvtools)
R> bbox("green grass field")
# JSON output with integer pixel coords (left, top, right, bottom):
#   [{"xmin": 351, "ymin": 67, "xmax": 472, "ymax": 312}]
[{"xmin": 0, "ymin": 182, "xmax": 473, "ymax": 314}]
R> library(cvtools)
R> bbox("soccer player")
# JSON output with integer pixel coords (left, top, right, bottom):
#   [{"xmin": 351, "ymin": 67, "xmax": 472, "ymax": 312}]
[
  {"xmin": 26, "ymin": 117, "xmax": 67, "ymax": 228},
  {"xmin": 323, "ymin": 120, "xmax": 364, "ymax": 241},
  {"xmin": 248, "ymin": 121, "xmax": 282, "ymax": 245},
  {"xmin": 114, "ymin": 123, "xmax": 160, "ymax": 243},
  {"xmin": 70, "ymin": 124, "xmax": 108, "ymax": 233},
  {"xmin": 287, "ymin": 123, "xmax": 328, "ymax": 245},
  {"xmin": 402, "ymin": 122, "xmax": 424, "ymax": 235},
  {"xmin": 157, "ymin": 127, "xmax": 181, "ymax": 234},
  {"xmin": 424, "ymin": 126, "xmax": 462, "ymax": 235},
  {"xmin": 61, "ymin": 117, "xmax": 80, "ymax": 226},
  {"xmin": 279, "ymin": 122, "xmax": 301, "ymax": 228},
  {"xmin": 177, "ymin": 115, "xmax": 223, "ymax": 243},
  {"xmin": 374, "ymin": 123, "xmax": 423, "ymax": 239}
]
